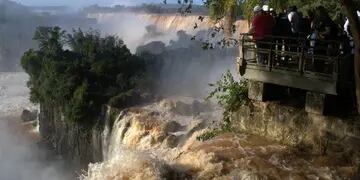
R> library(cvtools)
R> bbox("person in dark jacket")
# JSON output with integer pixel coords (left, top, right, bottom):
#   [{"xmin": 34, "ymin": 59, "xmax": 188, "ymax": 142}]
[
  {"xmin": 273, "ymin": 12, "xmax": 292, "ymax": 65},
  {"xmin": 312, "ymin": 6, "xmax": 339, "ymax": 41},
  {"xmin": 310, "ymin": 6, "xmax": 340, "ymax": 72}
]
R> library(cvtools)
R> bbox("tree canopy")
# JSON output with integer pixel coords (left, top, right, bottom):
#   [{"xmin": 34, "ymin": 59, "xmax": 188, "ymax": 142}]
[
  {"xmin": 173, "ymin": 0, "xmax": 356, "ymax": 23},
  {"xmin": 22, "ymin": 27, "xmax": 146, "ymax": 123}
]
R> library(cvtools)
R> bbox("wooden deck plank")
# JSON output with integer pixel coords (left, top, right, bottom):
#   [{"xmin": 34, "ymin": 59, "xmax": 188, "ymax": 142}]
[{"xmin": 243, "ymin": 68, "xmax": 337, "ymax": 95}]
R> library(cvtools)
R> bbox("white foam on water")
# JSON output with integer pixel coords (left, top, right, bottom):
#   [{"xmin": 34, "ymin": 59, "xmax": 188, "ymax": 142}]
[
  {"xmin": 0, "ymin": 72, "xmax": 38, "ymax": 117},
  {"xmin": 0, "ymin": 72, "xmax": 69, "ymax": 180},
  {"xmin": 82, "ymin": 112, "xmax": 168, "ymax": 180}
]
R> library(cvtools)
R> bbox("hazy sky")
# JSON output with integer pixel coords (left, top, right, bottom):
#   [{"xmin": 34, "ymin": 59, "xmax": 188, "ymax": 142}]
[{"xmin": 13, "ymin": 0, "xmax": 203, "ymax": 7}]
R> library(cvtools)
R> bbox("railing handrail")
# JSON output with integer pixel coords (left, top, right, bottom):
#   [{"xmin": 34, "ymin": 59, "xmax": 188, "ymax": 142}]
[
  {"xmin": 239, "ymin": 33, "xmax": 341, "ymax": 81},
  {"xmin": 240, "ymin": 33, "xmax": 344, "ymax": 45}
]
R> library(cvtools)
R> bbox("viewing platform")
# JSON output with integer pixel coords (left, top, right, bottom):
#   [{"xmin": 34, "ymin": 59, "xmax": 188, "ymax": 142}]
[{"xmin": 237, "ymin": 33, "xmax": 355, "ymax": 115}]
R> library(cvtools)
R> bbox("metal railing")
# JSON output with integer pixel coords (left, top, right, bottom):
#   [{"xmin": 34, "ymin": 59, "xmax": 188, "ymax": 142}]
[{"xmin": 239, "ymin": 33, "xmax": 344, "ymax": 82}]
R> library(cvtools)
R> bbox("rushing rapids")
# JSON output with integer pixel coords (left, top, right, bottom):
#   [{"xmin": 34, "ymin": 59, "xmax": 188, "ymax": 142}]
[
  {"xmin": 81, "ymin": 97, "xmax": 356, "ymax": 180},
  {"xmin": 0, "ymin": 72, "xmax": 37, "ymax": 117}
]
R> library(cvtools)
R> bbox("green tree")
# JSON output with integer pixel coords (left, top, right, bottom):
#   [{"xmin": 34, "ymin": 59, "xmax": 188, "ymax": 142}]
[
  {"xmin": 33, "ymin": 26, "xmax": 66, "ymax": 55},
  {"xmin": 207, "ymin": 70, "xmax": 249, "ymax": 125},
  {"xmin": 204, "ymin": 0, "xmax": 241, "ymax": 38},
  {"xmin": 22, "ymin": 26, "xmax": 146, "ymax": 123},
  {"xmin": 242, "ymin": 0, "xmax": 261, "ymax": 24},
  {"xmin": 197, "ymin": 70, "xmax": 249, "ymax": 141}
]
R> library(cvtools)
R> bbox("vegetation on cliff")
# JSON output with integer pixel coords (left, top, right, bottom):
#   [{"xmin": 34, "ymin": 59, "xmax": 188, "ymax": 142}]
[
  {"xmin": 197, "ymin": 70, "xmax": 249, "ymax": 141},
  {"xmin": 21, "ymin": 26, "xmax": 148, "ymax": 123}
]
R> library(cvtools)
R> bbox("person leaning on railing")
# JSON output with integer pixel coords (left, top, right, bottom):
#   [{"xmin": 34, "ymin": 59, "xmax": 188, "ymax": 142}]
[
  {"xmin": 310, "ymin": 6, "xmax": 340, "ymax": 73},
  {"xmin": 249, "ymin": 5, "xmax": 275, "ymax": 65},
  {"xmin": 272, "ymin": 10, "xmax": 292, "ymax": 65}
]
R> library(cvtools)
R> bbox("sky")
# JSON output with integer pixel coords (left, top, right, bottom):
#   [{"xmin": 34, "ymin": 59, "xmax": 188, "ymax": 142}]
[{"xmin": 13, "ymin": 0, "xmax": 203, "ymax": 7}]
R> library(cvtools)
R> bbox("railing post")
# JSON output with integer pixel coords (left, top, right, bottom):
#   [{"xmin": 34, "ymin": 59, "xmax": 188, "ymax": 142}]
[
  {"xmin": 268, "ymin": 38, "xmax": 273, "ymax": 72},
  {"xmin": 299, "ymin": 39, "xmax": 305, "ymax": 76},
  {"xmin": 333, "ymin": 57, "xmax": 339, "ymax": 81}
]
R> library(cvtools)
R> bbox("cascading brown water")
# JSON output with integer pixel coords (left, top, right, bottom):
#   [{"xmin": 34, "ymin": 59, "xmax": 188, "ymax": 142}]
[{"xmin": 81, "ymin": 97, "xmax": 356, "ymax": 180}]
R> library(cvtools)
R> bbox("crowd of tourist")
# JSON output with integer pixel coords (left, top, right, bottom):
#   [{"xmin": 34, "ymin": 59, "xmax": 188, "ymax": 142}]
[{"xmin": 248, "ymin": 5, "xmax": 360, "ymax": 66}]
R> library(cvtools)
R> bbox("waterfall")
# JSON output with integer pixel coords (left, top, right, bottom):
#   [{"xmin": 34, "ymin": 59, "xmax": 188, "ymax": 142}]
[
  {"xmin": 83, "ymin": 108, "xmax": 170, "ymax": 180},
  {"xmin": 103, "ymin": 110, "xmax": 129, "ymax": 160},
  {"xmin": 87, "ymin": 12, "xmax": 249, "ymax": 53}
]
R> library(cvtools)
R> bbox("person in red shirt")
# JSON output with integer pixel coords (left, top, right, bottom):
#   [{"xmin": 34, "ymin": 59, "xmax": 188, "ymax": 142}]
[
  {"xmin": 251, "ymin": 6, "xmax": 275, "ymax": 40},
  {"xmin": 250, "ymin": 6, "xmax": 275, "ymax": 64}
]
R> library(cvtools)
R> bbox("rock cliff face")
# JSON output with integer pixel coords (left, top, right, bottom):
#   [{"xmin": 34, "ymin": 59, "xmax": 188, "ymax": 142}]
[
  {"xmin": 232, "ymin": 101, "xmax": 360, "ymax": 156},
  {"xmin": 38, "ymin": 104, "xmax": 104, "ymax": 169}
]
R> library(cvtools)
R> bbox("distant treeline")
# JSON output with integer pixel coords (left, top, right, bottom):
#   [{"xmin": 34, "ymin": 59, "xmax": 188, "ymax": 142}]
[{"xmin": 82, "ymin": 4, "xmax": 208, "ymax": 15}]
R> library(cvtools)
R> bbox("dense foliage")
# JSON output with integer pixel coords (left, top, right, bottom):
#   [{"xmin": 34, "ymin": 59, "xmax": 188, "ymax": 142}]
[
  {"xmin": 173, "ymin": 0, "xmax": 356, "ymax": 23},
  {"xmin": 204, "ymin": 0, "xmax": 240, "ymax": 20},
  {"xmin": 272, "ymin": 0, "xmax": 344, "ymax": 21},
  {"xmin": 21, "ymin": 26, "xmax": 146, "ymax": 123},
  {"xmin": 209, "ymin": 0, "xmax": 345, "ymax": 22},
  {"xmin": 197, "ymin": 70, "xmax": 249, "ymax": 141},
  {"xmin": 241, "ymin": 0, "xmax": 261, "ymax": 22},
  {"xmin": 207, "ymin": 70, "xmax": 249, "ymax": 124}
]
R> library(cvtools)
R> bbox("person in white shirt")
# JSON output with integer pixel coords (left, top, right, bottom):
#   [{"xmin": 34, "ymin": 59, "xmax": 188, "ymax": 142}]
[
  {"xmin": 344, "ymin": 11, "xmax": 360, "ymax": 37},
  {"xmin": 288, "ymin": 6, "xmax": 300, "ymax": 34},
  {"xmin": 344, "ymin": 10, "xmax": 360, "ymax": 54}
]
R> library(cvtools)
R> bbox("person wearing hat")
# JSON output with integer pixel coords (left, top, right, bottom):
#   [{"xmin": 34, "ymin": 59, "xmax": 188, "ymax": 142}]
[
  {"xmin": 262, "ymin": 5, "xmax": 269, "ymax": 12},
  {"xmin": 269, "ymin": 8, "xmax": 277, "ymax": 17},
  {"xmin": 252, "ymin": 5, "xmax": 262, "ymax": 15},
  {"xmin": 250, "ymin": 5, "xmax": 275, "ymax": 64}
]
